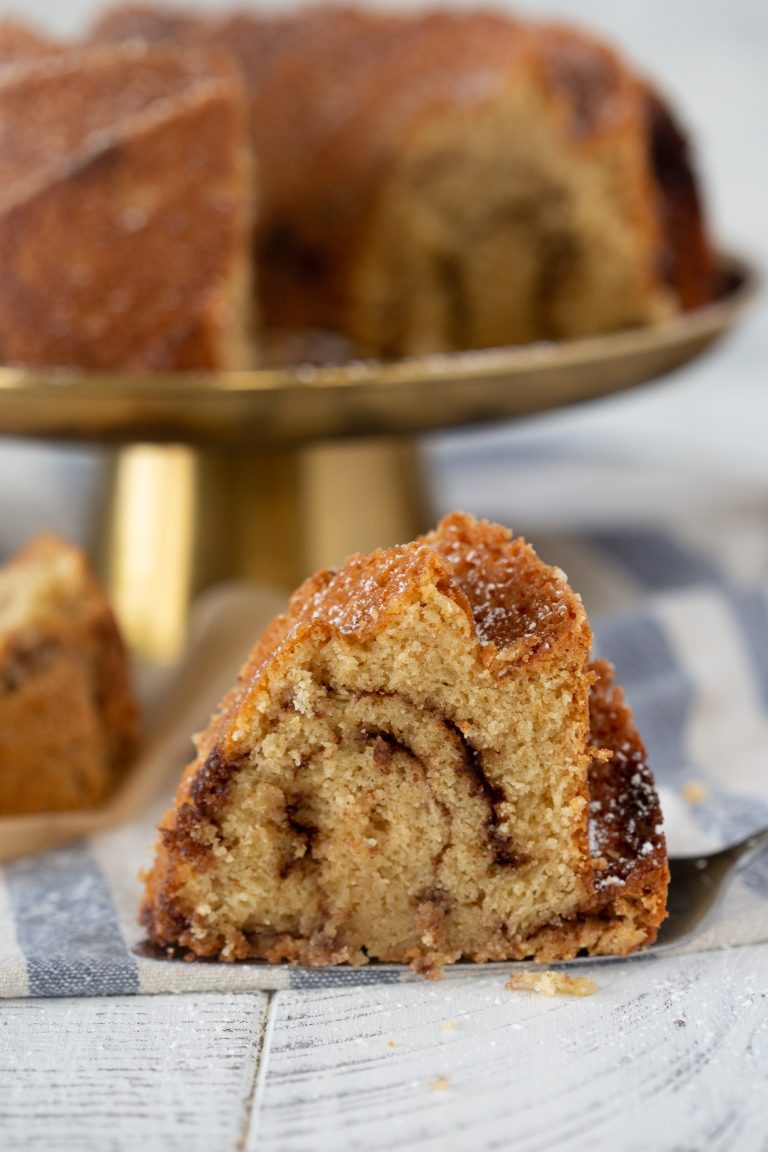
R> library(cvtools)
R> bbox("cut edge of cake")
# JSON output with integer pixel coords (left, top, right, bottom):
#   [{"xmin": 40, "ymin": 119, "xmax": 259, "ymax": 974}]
[{"xmin": 140, "ymin": 512, "xmax": 668, "ymax": 974}]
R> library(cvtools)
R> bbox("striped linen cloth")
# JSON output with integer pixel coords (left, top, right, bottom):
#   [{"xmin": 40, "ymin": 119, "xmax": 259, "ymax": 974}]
[{"xmin": 1, "ymin": 449, "xmax": 768, "ymax": 996}]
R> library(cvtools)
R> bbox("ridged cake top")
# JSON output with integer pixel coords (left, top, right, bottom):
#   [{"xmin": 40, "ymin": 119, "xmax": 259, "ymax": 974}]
[
  {"xmin": 245, "ymin": 512, "xmax": 590, "ymax": 675},
  {"xmin": 588, "ymin": 660, "xmax": 666, "ymax": 880},
  {"xmin": 0, "ymin": 41, "xmax": 239, "ymax": 210},
  {"xmin": 424, "ymin": 513, "xmax": 583, "ymax": 653},
  {"xmin": 0, "ymin": 39, "xmax": 252, "ymax": 369}
]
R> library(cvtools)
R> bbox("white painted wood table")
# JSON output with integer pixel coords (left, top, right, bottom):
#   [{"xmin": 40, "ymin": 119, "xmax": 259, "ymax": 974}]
[
  {"xmin": 2, "ymin": 944, "xmax": 767, "ymax": 1151},
  {"xmin": 1, "ymin": 0, "xmax": 768, "ymax": 1148}
]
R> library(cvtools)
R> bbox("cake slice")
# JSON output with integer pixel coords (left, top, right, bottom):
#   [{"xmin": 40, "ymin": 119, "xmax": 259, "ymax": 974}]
[
  {"xmin": 142, "ymin": 513, "xmax": 667, "ymax": 971},
  {"xmin": 0, "ymin": 42, "xmax": 254, "ymax": 369},
  {"xmin": 0, "ymin": 536, "xmax": 139, "ymax": 815}
]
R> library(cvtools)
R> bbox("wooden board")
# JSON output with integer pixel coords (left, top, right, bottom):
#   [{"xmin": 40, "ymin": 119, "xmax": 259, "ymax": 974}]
[
  {"xmin": 2, "ymin": 946, "xmax": 767, "ymax": 1152},
  {"xmin": 250, "ymin": 946, "xmax": 768, "ymax": 1152},
  {"xmin": 0, "ymin": 994, "xmax": 268, "ymax": 1152}
]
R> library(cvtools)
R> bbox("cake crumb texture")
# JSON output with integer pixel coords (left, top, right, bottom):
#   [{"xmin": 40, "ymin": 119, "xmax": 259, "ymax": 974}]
[{"xmin": 142, "ymin": 512, "xmax": 668, "ymax": 972}]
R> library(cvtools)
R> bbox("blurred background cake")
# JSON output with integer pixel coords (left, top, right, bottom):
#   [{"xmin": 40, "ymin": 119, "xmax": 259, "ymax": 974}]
[
  {"xmin": 0, "ymin": 535, "xmax": 138, "ymax": 814},
  {"xmin": 0, "ymin": 36, "xmax": 253, "ymax": 370},
  {"xmin": 0, "ymin": 4, "xmax": 715, "ymax": 368},
  {"xmin": 93, "ymin": 4, "xmax": 713, "ymax": 357}
]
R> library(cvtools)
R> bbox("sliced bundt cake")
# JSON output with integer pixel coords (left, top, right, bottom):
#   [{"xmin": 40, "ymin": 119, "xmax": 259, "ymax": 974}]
[
  {"xmin": 0, "ymin": 535, "xmax": 139, "ymax": 815},
  {"xmin": 95, "ymin": 5, "xmax": 713, "ymax": 355},
  {"xmin": 142, "ymin": 513, "xmax": 667, "ymax": 972}
]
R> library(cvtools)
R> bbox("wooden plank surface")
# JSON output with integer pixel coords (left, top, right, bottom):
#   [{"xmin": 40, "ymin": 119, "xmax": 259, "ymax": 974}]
[
  {"xmin": 249, "ymin": 945, "xmax": 768, "ymax": 1152},
  {"xmin": 0, "ymin": 947, "xmax": 766, "ymax": 1151},
  {"xmin": 0, "ymin": 994, "xmax": 268, "ymax": 1152}
]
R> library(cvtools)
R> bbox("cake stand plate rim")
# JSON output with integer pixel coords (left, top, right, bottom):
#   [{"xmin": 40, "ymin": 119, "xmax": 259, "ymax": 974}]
[{"xmin": 0, "ymin": 250, "xmax": 756, "ymax": 445}]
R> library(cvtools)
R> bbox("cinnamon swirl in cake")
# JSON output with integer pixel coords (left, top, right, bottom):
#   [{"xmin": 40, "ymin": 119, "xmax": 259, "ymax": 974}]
[{"xmin": 141, "ymin": 513, "xmax": 668, "ymax": 972}]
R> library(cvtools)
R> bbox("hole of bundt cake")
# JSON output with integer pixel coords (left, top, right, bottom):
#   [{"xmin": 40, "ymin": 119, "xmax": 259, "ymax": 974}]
[{"xmin": 433, "ymin": 249, "xmax": 469, "ymax": 349}]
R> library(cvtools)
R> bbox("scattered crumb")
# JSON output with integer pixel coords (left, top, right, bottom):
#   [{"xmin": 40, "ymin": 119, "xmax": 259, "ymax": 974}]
[
  {"xmin": 674, "ymin": 1015, "xmax": 688, "ymax": 1029},
  {"xmin": 386, "ymin": 1040, "xmax": 396, "ymax": 1049},
  {"xmin": 441, "ymin": 1018, "xmax": 457, "ymax": 1031},
  {"xmin": 505, "ymin": 971, "xmax": 597, "ymax": 997},
  {"xmin": 681, "ymin": 781, "xmax": 710, "ymax": 805},
  {"xmin": 429, "ymin": 1075, "xmax": 450, "ymax": 1092}
]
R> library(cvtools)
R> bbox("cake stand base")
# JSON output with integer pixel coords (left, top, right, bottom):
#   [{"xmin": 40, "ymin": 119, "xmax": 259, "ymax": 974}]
[{"xmin": 100, "ymin": 438, "xmax": 430, "ymax": 661}]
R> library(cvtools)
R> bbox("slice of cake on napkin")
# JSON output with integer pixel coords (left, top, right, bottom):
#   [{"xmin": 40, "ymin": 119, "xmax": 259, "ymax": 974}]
[
  {"xmin": 0, "ymin": 535, "xmax": 139, "ymax": 815},
  {"xmin": 142, "ymin": 513, "xmax": 668, "ymax": 973}
]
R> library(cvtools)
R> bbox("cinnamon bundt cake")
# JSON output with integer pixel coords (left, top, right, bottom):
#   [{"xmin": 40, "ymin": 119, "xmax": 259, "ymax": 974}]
[
  {"xmin": 0, "ymin": 535, "xmax": 139, "ymax": 815},
  {"xmin": 95, "ymin": 5, "xmax": 713, "ymax": 357},
  {"xmin": 0, "ymin": 40, "xmax": 253, "ymax": 369},
  {"xmin": 142, "ymin": 513, "xmax": 668, "ymax": 972}
]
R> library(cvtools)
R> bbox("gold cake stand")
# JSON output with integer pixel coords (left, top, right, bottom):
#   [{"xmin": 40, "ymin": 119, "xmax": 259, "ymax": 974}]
[{"xmin": 0, "ymin": 255, "xmax": 756, "ymax": 659}]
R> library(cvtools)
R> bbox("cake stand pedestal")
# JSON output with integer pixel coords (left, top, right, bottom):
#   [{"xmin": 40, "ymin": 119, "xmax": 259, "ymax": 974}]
[
  {"xmin": 0, "ymin": 254, "xmax": 754, "ymax": 660},
  {"xmin": 101, "ymin": 438, "xmax": 428, "ymax": 658}
]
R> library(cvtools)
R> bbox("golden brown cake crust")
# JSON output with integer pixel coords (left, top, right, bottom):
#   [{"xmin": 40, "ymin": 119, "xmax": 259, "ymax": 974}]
[
  {"xmin": 0, "ymin": 42, "xmax": 253, "ymax": 369},
  {"xmin": 0, "ymin": 18, "xmax": 60, "ymax": 66},
  {"xmin": 423, "ymin": 513, "xmax": 586, "ymax": 662},
  {"xmin": 587, "ymin": 659, "xmax": 669, "ymax": 927},
  {"xmin": 0, "ymin": 535, "xmax": 139, "ymax": 815},
  {"xmin": 141, "ymin": 514, "xmax": 667, "ymax": 971}
]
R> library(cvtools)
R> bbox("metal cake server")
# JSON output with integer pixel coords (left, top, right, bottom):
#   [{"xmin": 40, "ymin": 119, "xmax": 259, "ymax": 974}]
[
  {"xmin": 548, "ymin": 826, "xmax": 768, "ymax": 967},
  {"xmin": 652, "ymin": 825, "xmax": 768, "ymax": 951}
]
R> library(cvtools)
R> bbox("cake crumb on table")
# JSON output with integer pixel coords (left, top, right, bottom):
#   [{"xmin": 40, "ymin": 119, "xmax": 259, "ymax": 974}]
[
  {"xmin": 429, "ymin": 1075, "xmax": 450, "ymax": 1092},
  {"xmin": 681, "ymin": 780, "xmax": 710, "ymax": 804},
  {"xmin": 505, "ymin": 971, "xmax": 597, "ymax": 997}
]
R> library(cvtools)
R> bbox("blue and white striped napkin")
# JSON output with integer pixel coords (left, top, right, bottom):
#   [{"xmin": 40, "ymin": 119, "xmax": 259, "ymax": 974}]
[{"xmin": 1, "ymin": 451, "xmax": 767, "ymax": 997}]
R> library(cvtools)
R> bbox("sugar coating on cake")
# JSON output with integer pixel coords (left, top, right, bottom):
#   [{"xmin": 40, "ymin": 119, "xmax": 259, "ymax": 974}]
[
  {"xmin": 0, "ymin": 40, "xmax": 254, "ymax": 370},
  {"xmin": 0, "ymin": 535, "xmax": 139, "ymax": 815},
  {"xmin": 142, "ymin": 513, "xmax": 668, "ymax": 973},
  {"xmin": 0, "ymin": 18, "xmax": 59, "ymax": 66}
]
